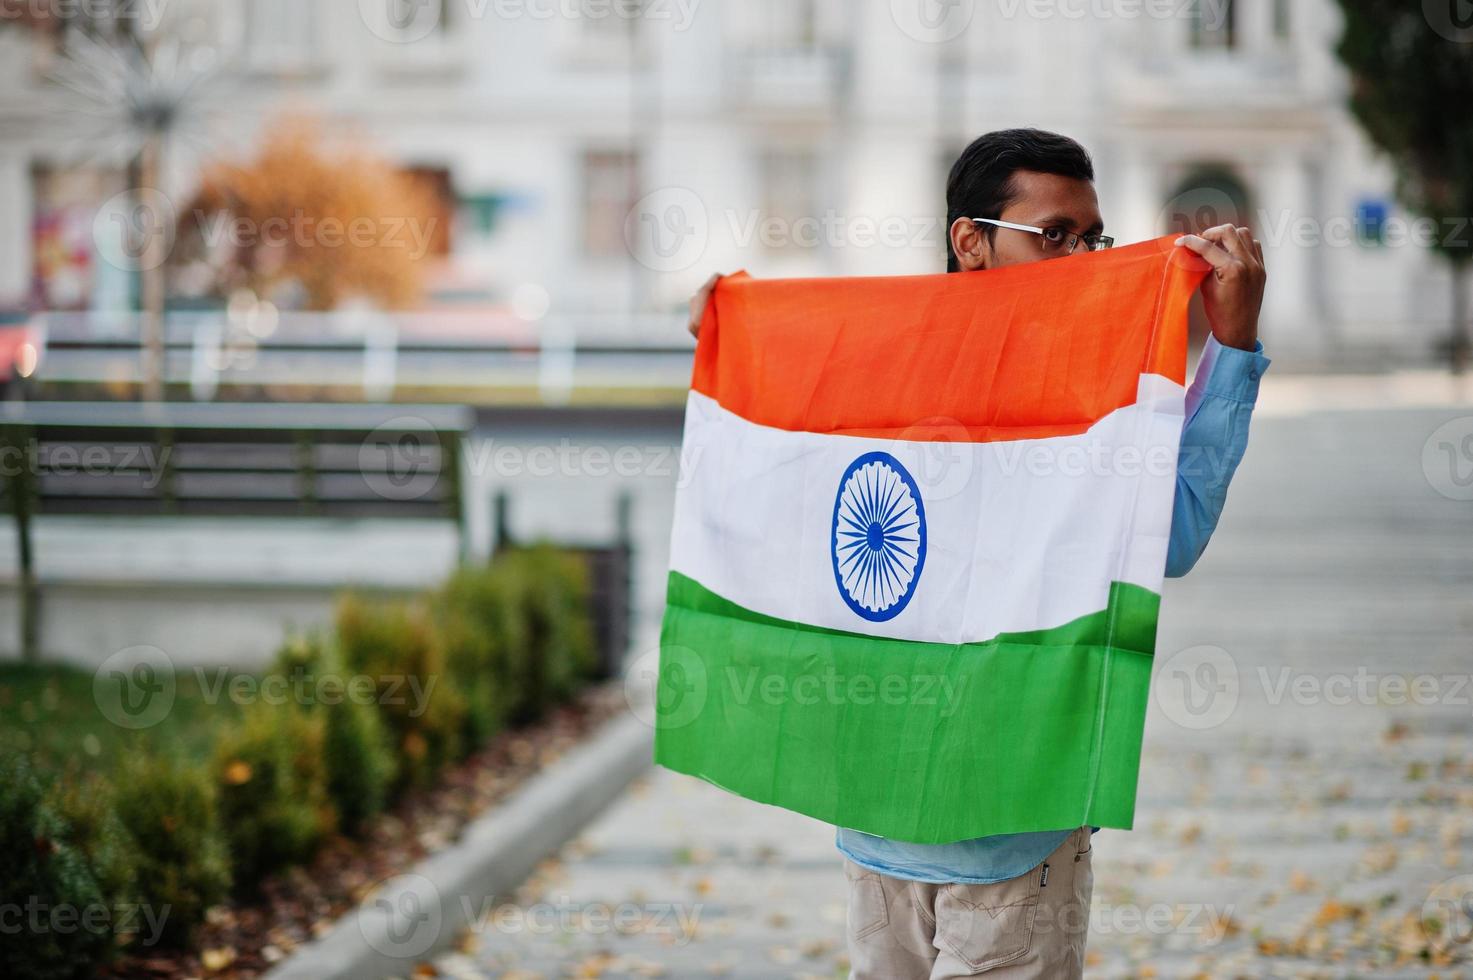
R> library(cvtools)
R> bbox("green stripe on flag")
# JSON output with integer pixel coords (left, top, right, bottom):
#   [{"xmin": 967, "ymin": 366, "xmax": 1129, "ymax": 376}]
[{"xmin": 654, "ymin": 571, "xmax": 1159, "ymax": 844}]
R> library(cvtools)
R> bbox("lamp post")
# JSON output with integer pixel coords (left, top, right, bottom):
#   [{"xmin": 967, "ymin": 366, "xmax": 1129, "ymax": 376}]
[{"xmin": 48, "ymin": 26, "xmax": 222, "ymax": 400}]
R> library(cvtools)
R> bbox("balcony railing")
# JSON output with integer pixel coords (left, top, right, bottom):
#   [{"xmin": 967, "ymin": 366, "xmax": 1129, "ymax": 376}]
[
  {"xmin": 725, "ymin": 45, "xmax": 849, "ymax": 112},
  {"xmin": 16, "ymin": 310, "xmax": 694, "ymax": 404}
]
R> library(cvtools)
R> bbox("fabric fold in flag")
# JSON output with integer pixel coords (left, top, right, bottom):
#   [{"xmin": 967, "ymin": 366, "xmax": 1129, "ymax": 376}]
[{"xmin": 655, "ymin": 236, "xmax": 1209, "ymax": 844}]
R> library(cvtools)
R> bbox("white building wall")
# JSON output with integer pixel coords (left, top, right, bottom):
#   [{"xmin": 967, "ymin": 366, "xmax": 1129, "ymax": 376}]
[{"xmin": 0, "ymin": 0, "xmax": 1453, "ymax": 365}]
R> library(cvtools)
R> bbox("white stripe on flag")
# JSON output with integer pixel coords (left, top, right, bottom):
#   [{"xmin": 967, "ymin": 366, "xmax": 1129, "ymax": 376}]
[{"xmin": 669, "ymin": 375, "xmax": 1186, "ymax": 645}]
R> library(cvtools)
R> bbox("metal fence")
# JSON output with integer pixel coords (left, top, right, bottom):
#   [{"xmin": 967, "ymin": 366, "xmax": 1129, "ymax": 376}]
[{"xmin": 19, "ymin": 310, "xmax": 696, "ymax": 402}]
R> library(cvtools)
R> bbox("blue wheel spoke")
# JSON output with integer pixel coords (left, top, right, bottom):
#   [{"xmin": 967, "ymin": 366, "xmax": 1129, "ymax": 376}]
[
  {"xmin": 866, "ymin": 549, "xmax": 884, "ymax": 606},
  {"xmin": 876, "ymin": 551, "xmax": 903, "ymax": 596},
  {"xmin": 861, "ymin": 548, "xmax": 878, "ymax": 604},
  {"xmin": 881, "ymin": 503, "xmax": 914, "ymax": 533},
  {"xmin": 878, "ymin": 481, "xmax": 903, "ymax": 527},
  {"xmin": 862, "ymin": 467, "xmax": 880, "ymax": 526},
  {"xmin": 883, "ymin": 541, "xmax": 917, "ymax": 562}
]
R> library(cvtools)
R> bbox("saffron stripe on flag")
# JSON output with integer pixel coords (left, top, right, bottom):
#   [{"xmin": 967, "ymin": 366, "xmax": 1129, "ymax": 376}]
[{"xmin": 692, "ymin": 237, "xmax": 1202, "ymax": 440}]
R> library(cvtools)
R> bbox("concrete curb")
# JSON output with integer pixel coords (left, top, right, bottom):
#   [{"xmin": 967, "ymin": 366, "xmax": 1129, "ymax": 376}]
[{"xmin": 265, "ymin": 709, "xmax": 654, "ymax": 980}]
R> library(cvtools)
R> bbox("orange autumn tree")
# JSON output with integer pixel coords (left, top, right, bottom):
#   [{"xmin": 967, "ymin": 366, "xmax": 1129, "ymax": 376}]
[{"xmin": 182, "ymin": 119, "xmax": 440, "ymax": 310}]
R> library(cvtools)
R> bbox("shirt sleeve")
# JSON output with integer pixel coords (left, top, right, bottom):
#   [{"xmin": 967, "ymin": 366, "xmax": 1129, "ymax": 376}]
[{"xmin": 1165, "ymin": 335, "xmax": 1271, "ymax": 578}]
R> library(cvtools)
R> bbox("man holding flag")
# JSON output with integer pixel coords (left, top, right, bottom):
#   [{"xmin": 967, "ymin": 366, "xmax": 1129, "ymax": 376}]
[{"xmin": 677, "ymin": 129, "xmax": 1268, "ymax": 978}]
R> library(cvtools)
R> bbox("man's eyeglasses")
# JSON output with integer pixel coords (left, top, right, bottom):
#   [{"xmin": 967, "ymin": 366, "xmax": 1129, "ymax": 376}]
[{"xmin": 969, "ymin": 218, "xmax": 1114, "ymax": 255}]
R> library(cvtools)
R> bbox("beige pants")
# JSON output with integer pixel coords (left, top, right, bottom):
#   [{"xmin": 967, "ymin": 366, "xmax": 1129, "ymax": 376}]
[{"xmin": 845, "ymin": 826, "xmax": 1093, "ymax": 979}]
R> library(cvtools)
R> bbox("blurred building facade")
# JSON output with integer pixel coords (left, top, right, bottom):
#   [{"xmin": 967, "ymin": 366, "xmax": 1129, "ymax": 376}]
[{"xmin": 0, "ymin": 0, "xmax": 1455, "ymax": 365}]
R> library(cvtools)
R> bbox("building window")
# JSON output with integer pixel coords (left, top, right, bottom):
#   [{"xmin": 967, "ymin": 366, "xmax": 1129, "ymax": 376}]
[
  {"xmin": 770, "ymin": 0, "xmax": 818, "ymax": 49},
  {"xmin": 404, "ymin": 167, "xmax": 455, "ymax": 259},
  {"xmin": 574, "ymin": 0, "xmax": 639, "ymax": 45},
  {"xmin": 32, "ymin": 165, "xmax": 132, "ymax": 311},
  {"xmin": 556, "ymin": 0, "xmax": 646, "ymax": 65},
  {"xmin": 372, "ymin": 0, "xmax": 453, "ymax": 46},
  {"xmin": 459, "ymin": 193, "xmax": 505, "ymax": 241},
  {"xmin": 243, "ymin": 0, "xmax": 320, "ymax": 71},
  {"xmin": 582, "ymin": 150, "xmax": 638, "ymax": 259},
  {"xmin": 1163, "ymin": 166, "xmax": 1251, "ymax": 236},
  {"xmin": 738, "ymin": 0, "xmax": 832, "ymax": 51},
  {"xmin": 1272, "ymin": 0, "xmax": 1291, "ymax": 39},
  {"xmin": 760, "ymin": 149, "xmax": 819, "ymax": 252},
  {"xmin": 22, "ymin": 5, "xmax": 139, "ymax": 77},
  {"xmin": 1355, "ymin": 198, "xmax": 1389, "ymax": 247},
  {"xmin": 1188, "ymin": 0, "xmax": 1235, "ymax": 49}
]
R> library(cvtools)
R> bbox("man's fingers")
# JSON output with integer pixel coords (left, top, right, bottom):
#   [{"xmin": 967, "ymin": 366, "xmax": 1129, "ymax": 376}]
[
  {"xmin": 1203, "ymin": 223, "xmax": 1256, "ymax": 265},
  {"xmin": 1229, "ymin": 226, "xmax": 1256, "ymax": 263},
  {"xmin": 1201, "ymin": 221, "xmax": 1260, "ymax": 268},
  {"xmin": 1175, "ymin": 233, "xmax": 1235, "ymax": 269},
  {"xmin": 688, "ymin": 272, "xmax": 723, "ymax": 338}
]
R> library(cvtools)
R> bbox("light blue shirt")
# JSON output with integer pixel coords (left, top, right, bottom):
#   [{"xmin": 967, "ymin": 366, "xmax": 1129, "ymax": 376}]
[{"xmin": 837, "ymin": 336, "xmax": 1271, "ymax": 884}]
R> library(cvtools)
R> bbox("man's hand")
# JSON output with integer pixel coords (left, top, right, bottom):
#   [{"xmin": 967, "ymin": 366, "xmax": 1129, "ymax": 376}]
[
  {"xmin": 688, "ymin": 272, "xmax": 723, "ymax": 339},
  {"xmin": 1176, "ymin": 224, "xmax": 1266, "ymax": 351}
]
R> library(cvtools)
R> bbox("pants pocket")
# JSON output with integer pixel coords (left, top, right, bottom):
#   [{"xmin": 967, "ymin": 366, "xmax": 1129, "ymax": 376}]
[
  {"xmin": 933, "ymin": 864, "xmax": 1043, "ymax": 973},
  {"xmin": 844, "ymin": 861, "xmax": 890, "ymax": 941}
]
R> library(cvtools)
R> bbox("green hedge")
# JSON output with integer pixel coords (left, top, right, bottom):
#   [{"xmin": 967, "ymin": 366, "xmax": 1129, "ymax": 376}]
[
  {"xmin": 504, "ymin": 546, "xmax": 596, "ymax": 721},
  {"xmin": 274, "ymin": 635, "xmax": 397, "ymax": 834},
  {"xmin": 0, "ymin": 547, "xmax": 596, "ymax": 976},
  {"xmin": 336, "ymin": 595, "xmax": 468, "ymax": 786},
  {"xmin": 109, "ymin": 752, "xmax": 231, "ymax": 947},
  {"xmin": 0, "ymin": 756, "xmax": 115, "ymax": 980},
  {"xmin": 213, "ymin": 701, "xmax": 336, "ymax": 888}
]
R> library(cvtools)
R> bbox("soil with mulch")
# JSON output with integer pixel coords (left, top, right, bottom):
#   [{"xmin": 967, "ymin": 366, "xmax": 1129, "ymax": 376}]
[{"xmin": 101, "ymin": 681, "xmax": 631, "ymax": 980}]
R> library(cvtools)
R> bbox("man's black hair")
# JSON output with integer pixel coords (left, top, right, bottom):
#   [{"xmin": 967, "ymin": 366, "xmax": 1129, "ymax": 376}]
[{"xmin": 945, "ymin": 128, "xmax": 1095, "ymax": 272}]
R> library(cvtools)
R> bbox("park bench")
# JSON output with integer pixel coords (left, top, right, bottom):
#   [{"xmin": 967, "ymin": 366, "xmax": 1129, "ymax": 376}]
[{"xmin": 0, "ymin": 401, "xmax": 471, "ymax": 662}]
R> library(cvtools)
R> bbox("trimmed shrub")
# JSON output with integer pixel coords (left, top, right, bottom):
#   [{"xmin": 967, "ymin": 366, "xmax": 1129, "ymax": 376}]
[
  {"xmin": 322, "ymin": 681, "xmax": 396, "ymax": 833},
  {"xmin": 46, "ymin": 775, "xmax": 135, "ymax": 896},
  {"xmin": 434, "ymin": 563, "xmax": 528, "ymax": 745},
  {"xmin": 0, "ymin": 543, "xmax": 602, "ymax": 976},
  {"xmin": 500, "ymin": 545, "xmax": 596, "ymax": 722},
  {"xmin": 271, "ymin": 632, "xmax": 322, "ymax": 678},
  {"xmin": 46, "ymin": 773, "xmax": 138, "ymax": 929},
  {"xmin": 274, "ymin": 635, "xmax": 396, "ymax": 833},
  {"xmin": 213, "ymin": 703, "xmax": 335, "ymax": 888},
  {"xmin": 335, "ymin": 594, "xmax": 468, "ymax": 785},
  {"xmin": 109, "ymin": 752, "xmax": 231, "ymax": 948},
  {"xmin": 0, "ymin": 754, "xmax": 112, "ymax": 980}
]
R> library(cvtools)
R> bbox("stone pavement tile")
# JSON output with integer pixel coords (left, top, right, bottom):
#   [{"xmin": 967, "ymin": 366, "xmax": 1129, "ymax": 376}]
[
  {"xmin": 1080, "ymin": 720, "xmax": 1473, "ymax": 978},
  {"xmin": 448, "ymin": 770, "xmax": 849, "ymax": 979}
]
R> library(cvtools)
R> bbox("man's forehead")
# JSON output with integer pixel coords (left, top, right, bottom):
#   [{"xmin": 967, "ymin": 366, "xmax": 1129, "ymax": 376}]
[{"xmin": 1004, "ymin": 170, "xmax": 1102, "ymax": 223}]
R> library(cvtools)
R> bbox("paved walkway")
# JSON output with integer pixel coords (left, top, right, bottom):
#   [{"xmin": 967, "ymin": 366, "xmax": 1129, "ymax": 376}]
[{"xmin": 434, "ymin": 405, "xmax": 1473, "ymax": 979}]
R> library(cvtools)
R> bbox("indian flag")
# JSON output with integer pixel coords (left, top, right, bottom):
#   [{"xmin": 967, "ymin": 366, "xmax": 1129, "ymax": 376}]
[{"xmin": 655, "ymin": 236, "xmax": 1209, "ymax": 844}]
